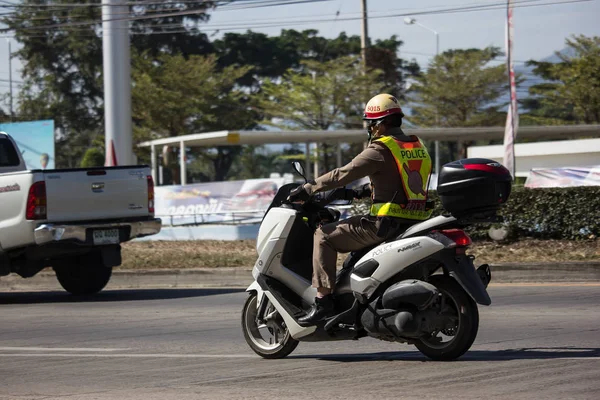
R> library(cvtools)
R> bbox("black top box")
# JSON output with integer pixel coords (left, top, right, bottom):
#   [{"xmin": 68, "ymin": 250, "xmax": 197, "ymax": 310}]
[{"xmin": 437, "ymin": 158, "xmax": 512, "ymax": 217}]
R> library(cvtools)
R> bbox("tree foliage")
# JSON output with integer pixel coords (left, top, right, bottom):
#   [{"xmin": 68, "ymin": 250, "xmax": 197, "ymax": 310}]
[
  {"xmin": 6, "ymin": 0, "xmax": 599, "ymax": 185},
  {"xmin": 408, "ymin": 47, "xmax": 508, "ymax": 161},
  {"xmin": 2, "ymin": 0, "xmax": 217, "ymax": 168},
  {"xmin": 80, "ymin": 147, "xmax": 105, "ymax": 168},
  {"xmin": 132, "ymin": 53, "xmax": 253, "ymax": 137},
  {"xmin": 410, "ymin": 47, "xmax": 507, "ymax": 128},
  {"xmin": 260, "ymin": 56, "xmax": 385, "ymax": 130},
  {"xmin": 213, "ymin": 29, "xmax": 419, "ymax": 95},
  {"xmin": 524, "ymin": 35, "xmax": 600, "ymax": 124},
  {"xmin": 259, "ymin": 56, "xmax": 386, "ymax": 172},
  {"xmin": 132, "ymin": 52, "xmax": 254, "ymax": 182},
  {"xmin": 223, "ymin": 145, "xmax": 304, "ymax": 181}
]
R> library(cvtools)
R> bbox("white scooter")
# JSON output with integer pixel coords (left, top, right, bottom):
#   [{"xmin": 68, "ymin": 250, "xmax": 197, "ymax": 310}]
[{"xmin": 242, "ymin": 160, "xmax": 511, "ymax": 360}]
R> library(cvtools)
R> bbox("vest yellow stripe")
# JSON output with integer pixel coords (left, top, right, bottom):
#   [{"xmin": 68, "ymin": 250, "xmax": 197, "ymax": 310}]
[{"xmin": 370, "ymin": 202, "xmax": 432, "ymax": 220}]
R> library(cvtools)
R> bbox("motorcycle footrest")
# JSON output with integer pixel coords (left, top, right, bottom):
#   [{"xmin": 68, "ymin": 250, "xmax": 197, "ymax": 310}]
[{"xmin": 324, "ymin": 300, "xmax": 359, "ymax": 331}]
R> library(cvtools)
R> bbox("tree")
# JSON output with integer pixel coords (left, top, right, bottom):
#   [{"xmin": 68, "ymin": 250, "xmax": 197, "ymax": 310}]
[
  {"xmin": 409, "ymin": 47, "xmax": 508, "ymax": 160},
  {"xmin": 4, "ymin": 2, "xmax": 420, "ymax": 174},
  {"xmin": 260, "ymin": 56, "xmax": 386, "ymax": 172},
  {"xmin": 524, "ymin": 35, "xmax": 600, "ymax": 125},
  {"xmin": 2, "ymin": 0, "xmax": 218, "ymax": 168},
  {"xmin": 213, "ymin": 29, "xmax": 419, "ymax": 96},
  {"xmin": 0, "ymin": 97, "xmax": 11, "ymax": 123},
  {"xmin": 132, "ymin": 52, "xmax": 253, "ymax": 182},
  {"xmin": 80, "ymin": 147, "xmax": 105, "ymax": 168}
]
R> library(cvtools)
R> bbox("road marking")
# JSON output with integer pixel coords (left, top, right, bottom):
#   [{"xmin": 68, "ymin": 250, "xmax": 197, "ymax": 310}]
[
  {"xmin": 490, "ymin": 283, "xmax": 600, "ymax": 287},
  {"xmin": 0, "ymin": 347, "xmax": 130, "ymax": 352},
  {"xmin": 0, "ymin": 353, "xmax": 256, "ymax": 359}
]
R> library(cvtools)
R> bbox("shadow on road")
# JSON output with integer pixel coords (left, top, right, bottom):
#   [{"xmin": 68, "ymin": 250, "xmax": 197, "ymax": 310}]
[
  {"xmin": 0, "ymin": 288, "xmax": 244, "ymax": 305},
  {"xmin": 290, "ymin": 347, "xmax": 600, "ymax": 362}
]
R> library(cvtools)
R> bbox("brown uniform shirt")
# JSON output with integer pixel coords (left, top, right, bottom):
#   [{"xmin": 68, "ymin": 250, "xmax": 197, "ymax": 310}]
[
  {"xmin": 304, "ymin": 127, "xmax": 419, "ymax": 208},
  {"xmin": 306, "ymin": 127, "xmax": 424, "ymax": 289}
]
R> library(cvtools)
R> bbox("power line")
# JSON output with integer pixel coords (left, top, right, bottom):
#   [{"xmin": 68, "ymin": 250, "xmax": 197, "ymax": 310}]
[
  {"xmin": 0, "ymin": 0, "xmax": 315, "ymax": 15},
  {"xmin": 0, "ymin": 0, "xmax": 209, "ymax": 7},
  {"xmin": 0, "ymin": 0, "xmax": 517, "ymax": 20},
  {"xmin": 0, "ymin": 0, "xmax": 326, "ymax": 26},
  {"xmin": 319, "ymin": 0, "xmax": 343, "ymax": 62},
  {"xmin": 0, "ymin": 4, "xmax": 208, "ymax": 21},
  {"xmin": 0, "ymin": 0, "xmax": 331, "ymax": 32},
  {"xmin": 0, "ymin": 0, "xmax": 304, "ymax": 8},
  {"xmin": 0, "ymin": 78, "xmax": 24, "ymax": 84},
  {"xmin": 1, "ymin": 0, "xmax": 593, "ymax": 35}
]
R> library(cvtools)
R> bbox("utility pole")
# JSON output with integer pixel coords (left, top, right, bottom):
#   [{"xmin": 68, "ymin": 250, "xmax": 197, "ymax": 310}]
[
  {"xmin": 7, "ymin": 39, "xmax": 14, "ymax": 121},
  {"xmin": 360, "ymin": 0, "xmax": 369, "ymax": 147},
  {"xmin": 360, "ymin": 0, "xmax": 369, "ymax": 73},
  {"xmin": 102, "ymin": 0, "xmax": 133, "ymax": 166},
  {"xmin": 434, "ymin": 32, "xmax": 440, "ymax": 177}
]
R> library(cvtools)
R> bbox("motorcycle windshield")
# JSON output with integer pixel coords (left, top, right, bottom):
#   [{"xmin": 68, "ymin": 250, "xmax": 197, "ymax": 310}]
[{"xmin": 262, "ymin": 183, "xmax": 302, "ymax": 219}]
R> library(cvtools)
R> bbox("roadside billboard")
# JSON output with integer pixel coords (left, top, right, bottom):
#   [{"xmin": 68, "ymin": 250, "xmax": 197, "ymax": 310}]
[
  {"xmin": 155, "ymin": 178, "xmax": 286, "ymax": 225},
  {"xmin": 0, "ymin": 120, "xmax": 55, "ymax": 170},
  {"xmin": 155, "ymin": 174, "xmax": 438, "ymax": 227}
]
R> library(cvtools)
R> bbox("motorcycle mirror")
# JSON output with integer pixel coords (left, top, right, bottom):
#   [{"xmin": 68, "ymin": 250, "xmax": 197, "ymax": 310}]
[{"xmin": 292, "ymin": 161, "xmax": 308, "ymax": 184}]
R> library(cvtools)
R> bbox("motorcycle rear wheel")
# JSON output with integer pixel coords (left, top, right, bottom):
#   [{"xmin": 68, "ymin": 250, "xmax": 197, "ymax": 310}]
[
  {"xmin": 242, "ymin": 292, "xmax": 299, "ymax": 359},
  {"xmin": 414, "ymin": 275, "xmax": 479, "ymax": 361}
]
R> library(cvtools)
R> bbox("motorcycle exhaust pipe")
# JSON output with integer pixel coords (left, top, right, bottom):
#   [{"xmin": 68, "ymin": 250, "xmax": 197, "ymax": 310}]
[
  {"xmin": 392, "ymin": 310, "xmax": 421, "ymax": 337},
  {"xmin": 362, "ymin": 280, "xmax": 440, "ymax": 339}
]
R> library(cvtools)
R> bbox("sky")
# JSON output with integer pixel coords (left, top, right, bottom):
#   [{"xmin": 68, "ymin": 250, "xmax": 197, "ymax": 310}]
[
  {"xmin": 206, "ymin": 0, "xmax": 600, "ymax": 65},
  {"xmin": 1, "ymin": 0, "xmax": 600, "ymax": 106}
]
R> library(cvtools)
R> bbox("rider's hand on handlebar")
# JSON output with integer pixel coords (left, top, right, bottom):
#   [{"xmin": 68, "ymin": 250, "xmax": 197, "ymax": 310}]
[{"xmin": 287, "ymin": 185, "xmax": 310, "ymax": 203}]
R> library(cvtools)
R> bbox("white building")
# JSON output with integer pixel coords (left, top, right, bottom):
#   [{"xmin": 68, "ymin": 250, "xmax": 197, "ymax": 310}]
[{"xmin": 467, "ymin": 138, "xmax": 600, "ymax": 178}]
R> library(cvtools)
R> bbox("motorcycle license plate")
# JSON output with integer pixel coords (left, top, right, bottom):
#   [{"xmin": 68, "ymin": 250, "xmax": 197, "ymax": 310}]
[{"xmin": 92, "ymin": 229, "xmax": 120, "ymax": 245}]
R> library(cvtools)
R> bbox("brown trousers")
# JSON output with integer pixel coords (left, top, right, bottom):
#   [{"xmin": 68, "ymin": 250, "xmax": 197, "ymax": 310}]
[{"xmin": 312, "ymin": 215, "xmax": 384, "ymax": 289}]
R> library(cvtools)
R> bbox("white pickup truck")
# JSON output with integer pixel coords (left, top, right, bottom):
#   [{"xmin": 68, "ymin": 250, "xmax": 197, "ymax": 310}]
[{"xmin": 0, "ymin": 131, "xmax": 161, "ymax": 294}]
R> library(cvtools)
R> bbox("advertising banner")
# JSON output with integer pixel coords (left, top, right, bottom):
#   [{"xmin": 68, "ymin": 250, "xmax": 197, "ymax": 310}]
[
  {"xmin": 524, "ymin": 166, "xmax": 600, "ymax": 188},
  {"xmin": 155, "ymin": 174, "xmax": 443, "ymax": 227},
  {"xmin": 0, "ymin": 120, "xmax": 55, "ymax": 170},
  {"xmin": 155, "ymin": 178, "xmax": 285, "ymax": 225}
]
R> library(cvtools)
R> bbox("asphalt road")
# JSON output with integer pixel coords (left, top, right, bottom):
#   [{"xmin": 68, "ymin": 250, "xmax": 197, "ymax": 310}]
[{"xmin": 0, "ymin": 285, "xmax": 599, "ymax": 400}]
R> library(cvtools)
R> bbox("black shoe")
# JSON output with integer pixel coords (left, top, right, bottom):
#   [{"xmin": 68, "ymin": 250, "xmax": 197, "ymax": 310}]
[{"xmin": 298, "ymin": 295, "xmax": 335, "ymax": 327}]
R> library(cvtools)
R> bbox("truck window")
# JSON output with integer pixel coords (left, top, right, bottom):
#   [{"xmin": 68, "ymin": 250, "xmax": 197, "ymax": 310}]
[{"xmin": 0, "ymin": 137, "xmax": 21, "ymax": 167}]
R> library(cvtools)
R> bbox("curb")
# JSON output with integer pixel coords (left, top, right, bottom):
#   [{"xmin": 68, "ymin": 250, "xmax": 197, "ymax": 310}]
[
  {"xmin": 487, "ymin": 262, "xmax": 600, "ymax": 283},
  {"xmin": 1, "ymin": 263, "xmax": 600, "ymax": 292},
  {"xmin": 0, "ymin": 268, "xmax": 253, "ymax": 292}
]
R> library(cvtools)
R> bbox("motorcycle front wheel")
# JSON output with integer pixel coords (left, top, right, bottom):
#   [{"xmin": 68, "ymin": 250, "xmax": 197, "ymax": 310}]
[
  {"xmin": 414, "ymin": 275, "xmax": 480, "ymax": 361},
  {"xmin": 242, "ymin": 292, "xmax": 299, "ymax": 359}
]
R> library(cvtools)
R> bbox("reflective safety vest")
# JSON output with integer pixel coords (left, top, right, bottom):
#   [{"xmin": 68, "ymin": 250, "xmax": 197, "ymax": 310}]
[{"xmin": 370, "ymin": 135, "xmax": 433, "ymax": 221}]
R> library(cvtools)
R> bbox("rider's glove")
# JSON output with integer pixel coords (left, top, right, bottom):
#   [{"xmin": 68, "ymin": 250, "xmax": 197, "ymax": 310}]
[
  {"xmin": 353, "ymin": 183, "xmax": 372, "ymax": 199},
  {"xmin": 288, "ymin": 185, "xmax": 310, "ymax": 203}
]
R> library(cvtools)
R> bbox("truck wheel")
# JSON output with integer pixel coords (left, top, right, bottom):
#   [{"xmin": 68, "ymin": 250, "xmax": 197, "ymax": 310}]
[{"xmin": 53, "ymin": 263, "xmax": 112, "ymax": 295}]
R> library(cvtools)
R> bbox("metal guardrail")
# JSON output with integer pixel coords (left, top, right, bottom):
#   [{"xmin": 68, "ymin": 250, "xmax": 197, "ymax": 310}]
[
  {"xmin": 158, "ymin": 205, "xmax": 357, "ymax": 227},
  {"xmin": 157, "ymin": 209, "xmax": 267, "ymax": 227}
]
